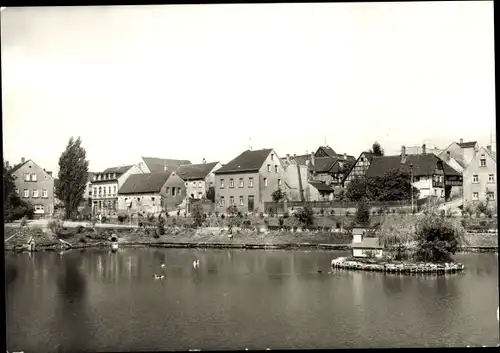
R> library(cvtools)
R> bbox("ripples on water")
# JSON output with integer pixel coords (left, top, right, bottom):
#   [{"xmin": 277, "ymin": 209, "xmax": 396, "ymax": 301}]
[{"xmin": 5, "ymin": 249, "xmax": 499, "ymax": 352}]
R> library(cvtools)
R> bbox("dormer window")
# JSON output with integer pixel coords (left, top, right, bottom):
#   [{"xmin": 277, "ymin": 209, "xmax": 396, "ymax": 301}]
[
  {"xmin": 480, "ymin": 159, "xmax": 486, "ymax": 167},
  {"xmin": 113, "ymin": 173, "xmax": 116, "ymax": 179}
]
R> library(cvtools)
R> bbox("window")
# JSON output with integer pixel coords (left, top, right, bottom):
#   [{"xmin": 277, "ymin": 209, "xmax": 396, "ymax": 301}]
[
  {"xmin": 23, "ymin": 189, "xmax": 29, "ymax": 198},
  {"xmin": 198, "ymin": 182, "xmax": 202, "ymax": 188},
  {"xmin": 239, "ymin": 178, "xmax": 244, "ymax": 188},
  {"xmin": 34, "ymin": 205, "xmax": 44, "ymax": 213},
  {"xmin": 441, "ymin": 189, "xmax": 444, "ymax": 197},
  {"xmin": 249, "ymin": 177, "xmax": 254, "ymax": 188},
  {"xmin": 267, "ymin": 164, "xmax": 271, "ymax": 172},
  {"xmin": 89, "ymin": 190, "xmax": 92, "ymax": 196},
  {"xmin": 14, "ymin": 188, "xmax": 19, "ymax": 194},
  {"xmin": 172, "ymin": 188, "xmax": 176, "ymax": 196},
  {"xmin": 220, "ymin": 196, "xmax": 225, "ymax": 207},
  {"xmin": 107, "ymin": 186, "xmax": 111, "ymax": 195},
  {"xmin": 472, "ymin": 192, "xmax": 479, "ymax": 200},
  {"xmin": 229, "ymin": 179, "xmax": 234, "ymax": 188},
  {"xmin": 198, "ymin": 192, "xmax": 202, "ymax": 198},
  {"xmin": 414, "ymin": 176, "xmax": 420, "ymax": 182},
  {"xmin": 93, "ymin": 187, "xmax": 97, "ymax": 196},
  {"xmin": 278, "ymin": 179, "xmax": 282, "ymax": 186},
  {"xmin": 480, "ymin": 159, "xmax": 486, "ymax": 167},
  {"xmin": 239, "ymin": 196, "xmax": 244, "ymax": 206},
  {"xmin": 33, "ymin": 189, "xmax": 38, "ymax": 198},
  {"xmin": 177, "ymin": 187, "xmax": 181, "ymax": 195},
  {"xmin": 488, "ymin": 174, "xmax": 495, "ymax": 183},
  {"xmin": 113, "ymin": 186, "xmax": 116, "ymax": 195},
  {"xmin": 137, "ymin": 197, "xmax": 141, "ymax": 202},
  {"xmin": 472, "ymin": 175, "xmax": 479, "ymax": 183},
  {"xmin": 271, "ymin": 153, "xmax": 274, "ymax": 161},
  {"xmin": 185, "ymin": 182, "xmax": 188, "ymax": 186},
  {"xmin": 264, "ymin": 178, "xmax": 268, "ymax": 187},
  {"xmin": 230, "ymin": 196, "xmax": 235, "ymax": 205},
  {"xmin": 24, "ymin": 173, "xmax": 30, "ymax": 181},
  {"xmin": 151, "ymin": 197, "xmax": 155, "ymax": 201},
  {"xmin": 487, "ymin": 192, "xmax": 495, "ymax": 200},
  {"xmin": 360, "ymin": 157, "xmax": 365, "ymax": 162},
  {"xmin": 275, "ymin": 165, "xmax": 278, "ymax": 173},
  {"xmin": 193, "ymin": 182, "xmax": 197, "ymax": 188},
  {"xmin": 42, "ymin": 189, "xmax": 48, "ymax": 198},
  {"xmin": 220, "ymin": 179, "xmax": 225, "ymax": 188},
  {"xmin": 31, "ymin": 173, "xmax": 37, "ymax": 181},
  {"xmin": 434, "ymin": 189, "xmax": 437, "ymax": 195}
]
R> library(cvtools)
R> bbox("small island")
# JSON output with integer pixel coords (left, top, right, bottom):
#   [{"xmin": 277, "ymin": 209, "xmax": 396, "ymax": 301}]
[{"xmin": 331, "ymin": 200, "xmax": 467, "ymax": 275}]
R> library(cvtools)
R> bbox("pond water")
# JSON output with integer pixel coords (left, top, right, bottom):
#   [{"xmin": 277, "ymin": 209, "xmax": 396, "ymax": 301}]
[{"xmin": 5, "ymin": 248, "xmax": 499, "ymax": 351}]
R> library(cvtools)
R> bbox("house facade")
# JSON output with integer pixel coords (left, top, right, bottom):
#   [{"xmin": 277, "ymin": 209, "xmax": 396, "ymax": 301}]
[
  {"xmin": 8, "ymin": 158, "xmax": 55, "ymax": 217},
  {"xmin": 281, "ymin": 154, "xmax": 308, "ymax": 201},
  {"xmin": 175, "ymin": 160, "xmax": 222, "ymax": 200},
  {"xmin": 91, "ymin": 165, "xmax": 143, "ymax": 215},
  {"xmin": 366, "ymin": 146, "xmax": 462, "ymax": 201},
  {"xmin": 117, "ymin": 172, "xmax": 172, "ymax": 214},
  {"xmin": 463, "ymin": 146, "xmax": 496, "ymax": 206},
  {"xmin": 306, "ymin": 181, "xmax": 334, "ymax": 201},
  {"xmin": 215, "ymin": 149, "xmax": 286, "ymax": 213},
  {"xmin": 343, "ymin": 152, "xmax": 377, "ymax": 187},
  {"xmin": 163, "ymin": 172, "xmax": 187, "ymax": 211}
]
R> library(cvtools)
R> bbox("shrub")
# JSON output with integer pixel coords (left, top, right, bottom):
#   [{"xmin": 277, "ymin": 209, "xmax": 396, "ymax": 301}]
[
  {"xmin": 476, "ymin": 201, "xmax": 488, "ymax": 215},
  {"xmin": 76, "ymin": 225, "xmax": 85, "ymax": 234},
  {"xmin": 101, "ymin": 215, "xmax": 108, "ymax": 223},
  {"xmin": 345, "ymin": 210, "xmax": 351, "ymax": 217},
  {"xmin": 237, "ymin": 211, "xmax": 243, "ymax": 218},
  {"xmin": 377, "ymin": 208, "xmax": 383, "ymax": 215},
  {"xmin": 259, "ymin": 212, "xmax": 265, "ymax": 218},
  {"xmin": 330, "ymin": 210, "xmax": 335, "ymax": 215},
  {"xmin": 147, "ymin": 213, "xmax": 155, "ymax": 223},
  {"xmin": 79, "ymin": 236, "xmax": 87, "ymax": 243},
  {"xmin": 268, "ymin": 207, "xmax": 275, "ymax": 217},
  {"xmin": 48, "ymin": 219, "xmax": 63, "ymax": 234},
  {"xmin": 278, "ymin": 217, "xmax": 284, "ymax": 227},
  {"xmin": 320, "ymin": 208, "xmax": 325, "ymax": 216},
  {"xmin": 117, "ymin": 213, "xmax": 128, "ymax": 223},
  {"xmin": 355, "ymin": 199, "xmax": 370, "ymax": 225},
  {"xmin": 296, "ymin": 206, "xmax": 314, "ymax": 227},
  {"xmin": 157, "ymin": 215, "xmax": 165, "ymax": 235},
  {"xmin": 192, "ymin": 204, "xmax": 204, "ymax": 227},
  {"xmin": 177, "ymin": 209, "xmax": 181, "ymax": 217},
  {"xmin": 20, "ymin": 216, "xmax": 28, "ymax": 227},
  {"xmin": 215, "ymin": 211, "xmax": 219, "ymax": 218},
  {"xmin": 221, "ymin": 214, "xmax": 225, "ymax": 219},
  {"xmin": 413, "ymin": 212, "xmax": 467, "ymax": 263},
  {"xmin": 227, "ymin": 205, "xmax": 238, "ymax": 216}
]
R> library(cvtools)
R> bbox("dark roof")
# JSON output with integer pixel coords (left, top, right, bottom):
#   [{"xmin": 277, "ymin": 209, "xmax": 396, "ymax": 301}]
[
  {"xmin": 313, "ymin": 157, "xmax": 338, "ymax": 173},
  {"xmin": 362, "ymin": 152, "xmax": 377, "ymax": 163},
  {"xmin": 352, "ymin": 237, "xmax": 383, "ymax": 249},
  {"xmin": 289, "ymin": 154, "xmax": 310, "ymax": 166},
  {"xmin": 8, "ymin": 160, "xmax": 29, "ymax": 174},
  {"xmin": 118, "ymin": 172, "xmax": 171, "ymax": 194},
  {"xmin": 175, "ymin": 162, "xmax": 219, "ymax": 181},
  {"xmin": 366, "ymin": 154, "xmax": 461, "ymax": 178},
  {"xmin": 215, "ymin": 149, "xmax": 272, "ymax": 174},
  {"xmin": 142, "ymin": 157, "xmax": 192, "ymax": 173},
  {"xmin": 102, "ymin": 165, "xmax": 134, "ymax": 174},
  {"xmin": 316, "ymin": 146, "xmax": 336, "ymax": 157},
  {"xmin": 458, "ymin": 141, "xmax": 477, "ymax": 148},
  {"xmin": 309, "ymin": 181, "xmax": 334, "ymax": 192}
]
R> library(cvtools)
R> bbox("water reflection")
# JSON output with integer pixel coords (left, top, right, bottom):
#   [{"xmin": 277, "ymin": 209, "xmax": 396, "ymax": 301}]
[{"xmin": 5, "ymin": 249, "xmax": 499, "ymax": 351}]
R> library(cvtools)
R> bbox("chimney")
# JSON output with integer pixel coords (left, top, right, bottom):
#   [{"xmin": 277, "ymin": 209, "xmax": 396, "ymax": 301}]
[
  {"xmin": 460, "ymin": 138, "xmax": 463, "ymax": 144},
  {"xmin": 422, "ymin": 144, "xmax": 426, "ymax": 155},
  {"xmin": 310, "ymin": 152, "xmax": 315, "ymax": 166},
  {"xmin": 202, "ymin": 158, "xmax": 206, "ymax": 164},
  {"xmin": 401, "ymin": 145, "xmax": 407, "ymax": 164},
  {"xmin": 293, "ymin": 154, "xmax": 296, "ymax": 158},
  {"xmin": 286, "ymin": 154, "xmax": 291, "ymax": 164},
  {"xmin": 446, "ymin": 151, "xmax": 451, "ymax": 161},
  {"xmin": 487, "ymin": 145, "xmax": 492, "ymax": 153},
  {"xmin": 343, "ymin": 153, "xmax": 347, "ymax": 160},
  {"xmin": 47, "ymin": 171, "xmax": 52, "ymax": 176},
  {"xmin": 164, "ymin": 165, "xmax": 168, "ymax": 172},
  {"xmin": 21, "ymin": 157, "xmax": 25, "ymax": 164},
  {"xmin": 6, "ymin": 161, "xmax": 9, "ymax": 169}
]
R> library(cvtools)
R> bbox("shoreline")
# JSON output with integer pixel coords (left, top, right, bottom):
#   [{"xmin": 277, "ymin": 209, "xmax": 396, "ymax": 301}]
[{"xmin": 4, "ymin": 240, "xmax": 497, "ymax": 253}]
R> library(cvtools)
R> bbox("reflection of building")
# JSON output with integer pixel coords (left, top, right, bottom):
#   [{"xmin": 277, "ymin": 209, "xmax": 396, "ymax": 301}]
[
  {"xmin": 215, "ymin": 148, "xmax": 286, "ymax": 213},
  {"xmin": 117, "ymin": 172, "xmax": 172, "ymax": 214},
  {"xmin": 91, "ymin": 165, "xmax": 143, "ymax": 215},
  {"xmin": 463, "ymin": 146, "xmax": 496, "ymax": 206},
  {"xmin": 175, "ymin": 160, "xmax": 222, "ymax": 199},
  {"xmin": 366, "ymin": 146, "xmax": 462, "ymax": 201},
  {"xmin": 7, "ymin": 157, "xmax": 55, "ymax": 217}
]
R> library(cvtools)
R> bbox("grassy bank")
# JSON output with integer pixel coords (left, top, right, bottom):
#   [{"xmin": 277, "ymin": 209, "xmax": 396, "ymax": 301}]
[{"xmin": 3, "ymin": 224, "xmax": 497, "ymax": 252}]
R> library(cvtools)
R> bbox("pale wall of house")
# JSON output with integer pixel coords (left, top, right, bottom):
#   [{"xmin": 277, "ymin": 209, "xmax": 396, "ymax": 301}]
[
  {"xmin": 184, "ymin": 162, "xmax": 222, "ymax": 199},
  {"xmin": 137, "ymin": 159, "xmax": 151, "ymax": 173},
  {"xmin": 463, "ymin": 146, "xmax": 478, "ymax": 166},
  {"xmin": 344, "ymin": 153, "xmax": 371, "ymax": 186},
  {"xmin": 12, "ymin": 161, "xmax": 55, "ymax": 216},
  {"xmin": 118, "ymin": 165, "xmax": 143, "ymax": 189},
  {"xmin": 216, "ymin": 171, "xmax": 261, "ymax": 213},
  {"xmin": 412, "ymin": 176, "xmax": 445, "ymax": 199},
  {"xmin": 118, "ymin": 192, "xmax": 164, "ymax": 214},
  {"xmin": 164, "ymin": 172, "xmax": 186, "ymax": 210},
  {"xmin": 258, "ymin": 150, "xmax": 287, "ymax": 206},
  {"xmin": 283, "ymin": 164, "xmax": 308, "ymax": 201},
  {"xmin": 463, "ymin": 148, "xmax": 496, "ymax": 205}
]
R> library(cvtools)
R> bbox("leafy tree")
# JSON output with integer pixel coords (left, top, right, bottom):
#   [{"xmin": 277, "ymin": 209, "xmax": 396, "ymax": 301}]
[
  {"xmin": 369, "ymin": 141, "xmax": 384, "ymax": 156},
  {"xmin": 413, "ymin": 212, "xmax": 467, "ymax": 263},
  {"xmin": 3, "ymin": 160, "xmax": 35, "ymax": 222},
  {"xmin": 345, "ymin": 176, "xmax": 371, "ymax": 202},
  {"xmin": 55, "ymin": 137, "xmax": 89, "ymax": 219},
  {"xmin": 192, "ymin": 203, "xmax": 204, "ymax": 227},
  {"xmin": 295, "ymin": 206, "xmax": 314, "ymax": 227},
  {"xmin": 272, "ymin": 188, "xmax": 286, "ymax": 202},
  {"xmin": 206, "ymin": 186, "xmax": 215, "ymax": 203},
  {"xmin": 354, "ymin": 198, "xmax": 370, "ymax": 225}
]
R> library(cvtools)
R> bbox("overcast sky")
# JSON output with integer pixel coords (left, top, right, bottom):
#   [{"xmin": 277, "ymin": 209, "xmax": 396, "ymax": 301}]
[{"xmin": 1, "ymin": 2, "xmax": 495, "ymax": 175}]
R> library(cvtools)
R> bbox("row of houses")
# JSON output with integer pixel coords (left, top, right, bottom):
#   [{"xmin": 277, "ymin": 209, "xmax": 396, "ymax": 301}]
[{"xmin": 7, "ymin": 138, "xmax": 496, "ymax": 217}]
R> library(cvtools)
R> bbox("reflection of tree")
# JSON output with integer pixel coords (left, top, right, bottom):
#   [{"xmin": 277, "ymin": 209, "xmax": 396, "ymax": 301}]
[{"xmin": 55, "ymin": 255, "xmax": 94, "ymax": 352}]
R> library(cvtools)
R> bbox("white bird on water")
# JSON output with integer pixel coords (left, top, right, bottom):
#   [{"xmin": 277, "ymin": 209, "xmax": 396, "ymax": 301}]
[
  {"xmin": 161, "ymin": 263, "xmax": 166, "ymax": 268},
  {"xmin": 154, "ymin": 274, "xmax": 165, "ymax": 280},
  {"xmin": 112, "ymin": 243, "xmax": 119, "ymax": 251},
  {"xmin": 193, "ymin": 260, "xmax": 200, "ymax": 268}
]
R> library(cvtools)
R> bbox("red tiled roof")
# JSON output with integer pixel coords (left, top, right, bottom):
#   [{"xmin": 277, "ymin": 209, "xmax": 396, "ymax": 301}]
[
  {"xmin": 215, "ymin": 149, "xmax": 273, "ymax": 174},
  {"xmin": 118, "ymin": 172, "xmax": 171, "ymax": 194}
]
